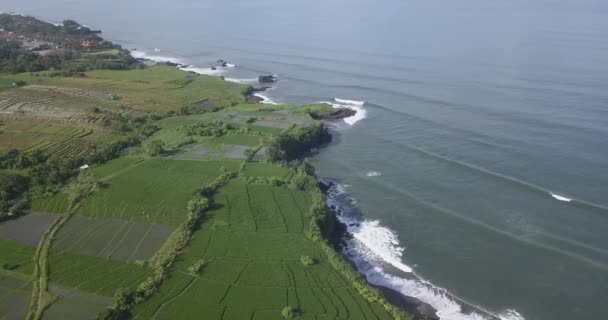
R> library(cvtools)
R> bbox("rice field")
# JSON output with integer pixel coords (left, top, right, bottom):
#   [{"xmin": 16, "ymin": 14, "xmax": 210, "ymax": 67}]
[
  {"xmin": 48, "ymin": 251, "xmax": 151, "ymax": 296},
  {"xmin": 0, "ymin": 276, "xmax": 32, "ymax": 320},
  {"xmin": 0, "ymin": 239, "xmax": 36, "ymax": 279},
  {"xmin": 131, "ymin": 174, "xmax": 394, "ymax": 320},
  {"xmin": 0, "ymin": 119, "xmax": 116, "ymax": 158},
  {"xmin": 0, "ymin": 84, "xmax": 122, "ymax": 120},
  {"xmin": 8, "ymin": 66, "xmax": 249, "ymax": 113},
  {"xmin": 42, "ymin": 285, "xmax": 113, "ymax": 320},
  {"xmin": 51, "ymin": 215, "xmax": 174, "ymax": 262},
  {"xmin": 0, "ymin": 213, "xmax": 60, "ymax": 246},
  {"xmin": 77, "ymin": 159, "xmax": 241, "ymax": 225}
]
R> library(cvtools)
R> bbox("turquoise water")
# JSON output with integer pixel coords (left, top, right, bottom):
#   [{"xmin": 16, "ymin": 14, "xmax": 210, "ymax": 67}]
[{"xmin": 3, "ymin": 1, "xmax": 608, "ymax": 319}]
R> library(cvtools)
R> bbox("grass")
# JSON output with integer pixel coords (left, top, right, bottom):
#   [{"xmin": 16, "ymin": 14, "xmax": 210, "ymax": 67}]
[
  {"xmin": 0, "ymin": 78, "xmax": 16, "ymax": 91},
  {"xmin": 51, "ymin": 215, "xmax": 174, "ymax": 262},
  {"xmin": 31, "ymin": 193, "xmax": 70, "ymax": 214},
  {"xmin": 48, "ymin": 251, "xmax": 151, "ymax": 296},
  {"xmin": 130, "ymin": 169, "xmax": 394, "ymax": 320},
  {"xmin": 77, "ymin": 159, "xmax": 241, "ymax": 225},
  {"xmin": 84, "ymin": 49, "xmax": 121, "ymax": 56},
  {"xmin": 6, "ymin": 66, "xmax": 249, "ymax": 114},
  {"xmin": 0, "ymin": 239, "xmax": 36, "ymax": 280},
  {"xmin": 243, "ymin": 162, "xmax": 290, "ymax": 178}
]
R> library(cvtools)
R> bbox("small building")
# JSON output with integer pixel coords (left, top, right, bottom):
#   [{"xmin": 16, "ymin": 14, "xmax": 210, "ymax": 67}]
[{"xmin": 80, "ymin": 40, "xmax": 94, "ymax": 48}]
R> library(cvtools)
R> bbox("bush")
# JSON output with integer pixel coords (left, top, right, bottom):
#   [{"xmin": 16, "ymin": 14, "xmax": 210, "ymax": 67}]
[
  {"xmin": 300, "ymin": 256, "xmax": 316, "ymax": 266},
  {"xmin": 144, "ymin": 140, "xmax": 165, "ymax": 156},
  {"xmin": 188, "ymin": 259, "xmax": 207, "ymax": 276},
  {"xmin": 281, "ymin": 306, "xmax": 300, "ymax": 319}
]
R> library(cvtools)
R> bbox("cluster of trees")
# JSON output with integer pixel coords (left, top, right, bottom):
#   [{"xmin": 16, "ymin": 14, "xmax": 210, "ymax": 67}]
[
  {"xmin": 0, "ymin": 14, "xmax": 137, "ymax": 74},
  {"xmin": 184, "ymin": 120, "xmax": 240, "ymax": 137},
  {"xmin": 0, "ymin": 41, "xmax": 135, "ymax": 74},
  {"xmin": 265, "ymin": 123, "xmax": 332, "ymax": 163},
  {"xmin": 0, "ymin": 41, "xmax": 65, "ymax": 73},
  {"xmin": 0, "ymin": 172, "xmax": 30, "ymax": 220}
]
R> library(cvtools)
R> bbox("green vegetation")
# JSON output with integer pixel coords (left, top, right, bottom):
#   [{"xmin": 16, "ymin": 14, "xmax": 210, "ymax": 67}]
[
  {"xmin": 0, "ymin": 239, "xmax": 36, "ymax": 279},
  {"xmin": 143, "ymin": 140, "xmax": 165, "ymax": 156},
  {"xmin": 77, "ymin": 159, "xmax": 239, "ymax": 225},
  {"xmin": 0, "ymin": 14, "xmax": 414, "ymax": 320},
  {"xmin": 281, "ymin": 306, "xmax": 300, "ymax": 319},
  {"xmin": 266, "ymin": 123, "xmax": 331, "ymax": 162}
]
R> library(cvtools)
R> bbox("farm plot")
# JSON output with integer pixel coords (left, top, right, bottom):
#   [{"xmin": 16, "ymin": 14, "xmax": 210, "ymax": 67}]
[
  {"xmin": 0, "ymin": 213, "xmax": 60, "ymax": 245},
  {"xmin": 0, "ymin": 119, "xmax": 116, "ymax": 158},
  {"xmin": 170, "ymin": 143, "xmax": 251, "ymax": 161},
  {"xmin": 48, "ymin": 251, "xmax": 151, "ymax": 296},
  {"xmin": 0, "ymin": 276, "xmax": 32, "ymax": 320},
  {"xmin": 42, "ymin": 285, "xmax": 113, "ymax": 320},
  {"xmin": 51, "ymin": 215, "xmax": 174, "ymax": 262},
  {"xmin": 11, "ymin": 66, "xmax": 249, "ymax": 113},
  {"xmin": 31, "ymin": 192, "xmax": 70, "ymax": 214},
  {"xmin": 131, "ymin": 178, "xmax": 393, "ymax": 320},
  {"xmin": 77, "ymin": 159, "xmax": 240, "ymax": 225},
  {"xmin": 0, "ymin": 239, "xmax": 35, "ymax": 278},
  {"xmin": 243, "ymin": 162, "xmax": 290, "ymax": 178},
  {"xmin": 0, "ymin": 85, "xmax": 118, "ymax": 119}
]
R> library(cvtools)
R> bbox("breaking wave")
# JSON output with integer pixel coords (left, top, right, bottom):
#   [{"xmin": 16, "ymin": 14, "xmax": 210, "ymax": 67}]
[
  {"xmin": 130, "ymin": 49, "xmax": 184, "ymax": 65},
  {"xmin": 253, "ymin": 92, "xmax": 278, "ymax": 105},
  {"xmin": 224, "ymin": 77, "xmax": 258, "ymax": 83},
  {"xmin": 323, "ymin": 179, "xmax": 525, "ymax": 320},
  {"xmin": 366, "ymin": 171, "xmax": 382, "ymax": 177},
  {"xmin": 335, "ymin": 97, "xmax": 365, "ymax": 106},
  {"xmin": 319, "ymin": 98, "xmax": 368, "ymax": 125},
  {"xmin": 551, "ymin": 193, "xmax": 572, "ymax": 202}
]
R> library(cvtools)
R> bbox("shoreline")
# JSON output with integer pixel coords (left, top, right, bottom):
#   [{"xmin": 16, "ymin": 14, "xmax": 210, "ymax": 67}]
[{"xmin": 127, "ymin": 48, "xmax": 514, "ymax": 320}]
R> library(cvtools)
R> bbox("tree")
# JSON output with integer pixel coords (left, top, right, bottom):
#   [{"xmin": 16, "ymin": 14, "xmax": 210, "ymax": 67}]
[
  {"xmin": 281, "ymin": 306, "xmax": 300, "ymax": 319},
  {"xmin": 144, "ymin": 140, "xmax": 165, "ymax": 156},
  {"xmin": 0, "ymin": 172, "xmax": 31, "ymax": 218}
]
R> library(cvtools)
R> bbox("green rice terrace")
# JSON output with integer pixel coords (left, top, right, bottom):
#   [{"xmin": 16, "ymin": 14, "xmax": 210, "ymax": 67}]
[{"xmin": 0, "ymin": 24, "xmax": 415, "ymax": 319}]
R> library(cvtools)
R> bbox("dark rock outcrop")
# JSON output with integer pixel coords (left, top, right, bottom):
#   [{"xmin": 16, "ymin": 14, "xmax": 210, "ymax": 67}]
[
  {"xmin": 247, "ymin": 95, "xmax": 264, "ymax": 104},
  {"xmin": 309, "ymin": 108, "xmax": 356, "ymax": 120},
  {"xmin": 258, "ymin": 74, "xmax": 278, "ymax": 83},
  {"xmin": 244, "ymin": 86, "xmax": 272, "ymax": 104}
]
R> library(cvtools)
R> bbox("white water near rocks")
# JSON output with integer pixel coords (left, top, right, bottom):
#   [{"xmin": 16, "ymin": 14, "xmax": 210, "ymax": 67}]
[{"xmin": 324, "ymin": 179, "xmax": 525, "ymax": 320}]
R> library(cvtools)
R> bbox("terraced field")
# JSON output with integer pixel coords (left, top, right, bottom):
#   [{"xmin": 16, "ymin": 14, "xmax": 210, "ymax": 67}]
[
  {"xmin": 0, "ymin": 119, "xmax": 116, "ymax": 158},
  {"xmin": 130, "ymin": 172, "xmax": 394, "ymax": 320},
  {"xmin": 0, "ymin": 85, "xmax": 121, "ymax": 120},
  {"xmin": 4, "ymin": 67, "xmax": 249, "ymax": 113}
]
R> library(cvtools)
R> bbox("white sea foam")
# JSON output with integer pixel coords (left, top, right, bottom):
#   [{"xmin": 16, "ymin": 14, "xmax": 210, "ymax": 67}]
[
  {"xmin": 130, "ymin": 50, "xmax": 183, "ymax": 65},
  {"xmin": 335, "ymin": 97, "xmax": 365, "ymax": 106},
  {"xmin": 319, "ymin": 98, "xmax": 368, "ymax": 125},
  {"xmin": 225, "ymin": 63, "xmax": 236, "ymax": 68},
  {"xmin": 551, "ymin": 193, "xmax": 572, "ymax": 202},
  {"xmin": 253, "ymin": 93, "xmax": 278, "ymax": 105},
  {"xmin": 498, "ymin": 310, "xmax": 526, "ymax": 320},
  {"xmin": 224, "ymin": 77, "xmax": 257, "ymax": 83},
  {"xmin": 325, "ymin": 179, "xmax": 526, "ymax": 320},
  {"xmin": 180, "ymin": 65, "xmax": 223, "ymax": 76},
  {"xmin": 153, "ymin": 48, "xmax": 161, "ymax": 52},
  {"xmin": 366, "ymin": 171, "xmax": 382, "ymax": 177}
]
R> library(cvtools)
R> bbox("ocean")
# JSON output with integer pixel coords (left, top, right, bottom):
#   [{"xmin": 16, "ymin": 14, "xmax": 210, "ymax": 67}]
[{"xmin": 3, "ymin": 0, "xmax": 608, "ymax": 319}]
